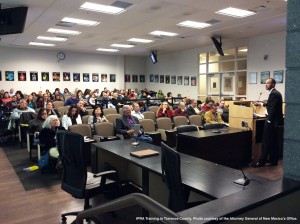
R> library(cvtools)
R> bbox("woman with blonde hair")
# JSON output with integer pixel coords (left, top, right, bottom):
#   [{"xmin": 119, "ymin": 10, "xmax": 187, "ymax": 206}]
[{"xmin": 156, "ymin": 102, "xmax": 173, "ymax": 118}]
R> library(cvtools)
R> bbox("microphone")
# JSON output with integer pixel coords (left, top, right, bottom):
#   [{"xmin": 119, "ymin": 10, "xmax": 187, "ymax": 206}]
[
  {"xmin": 257, "ymin": 92, "xmax": 262, "ymax": 102},
  {"xmin": 234, "ymin": 169, "xmax": 250, "ymax": 186}
]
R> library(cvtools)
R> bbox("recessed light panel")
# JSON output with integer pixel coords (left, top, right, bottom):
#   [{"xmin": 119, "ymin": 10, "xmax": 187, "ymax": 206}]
[
  {"xmin": 177, "ymin": 20, "xmax": 211, "ymax": 29},
  {"xmin": 216, "ymin": 7, "xmax": 256, "ymax": 18},
  {"xmin": 29, "ymin": 42, "xmax": 55, "ymax": 47},
  {"xmin": 149, "ymin": 30, "xmax": 178, "ymax": 37},
  {"xmin": 80, "ymin": 2, "xmax": 125, "ymax": 15},
  {"xmin": 97, "ymin": 48, "xmax": 119, "ymax": 52},
  {"xmin": 127, "ymin": 38, "xmax": 153, "ymax": 43},
  {"xmin": 61, "ymin": 17, "xmax": 100, "ymax": 26},
  {"xmin": 111, "ymin": 44, "xmax": 134, "ymax": 48},
  {"xmin": 47, "ymin": 28, "xmax": 81, "ymax": 35},
  {"xmin": 37, "ymin": 36, "xmax": 67, "ymax": 41}
]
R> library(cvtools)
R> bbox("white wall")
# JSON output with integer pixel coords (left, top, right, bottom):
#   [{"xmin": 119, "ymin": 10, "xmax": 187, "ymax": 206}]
[
  {"xmin": 124, "ymin": 56, "xmax": 146, "ymax": 91},
  {"xmin": 0, "ymin": 47, "xmax": 144, "ymax": 94}
]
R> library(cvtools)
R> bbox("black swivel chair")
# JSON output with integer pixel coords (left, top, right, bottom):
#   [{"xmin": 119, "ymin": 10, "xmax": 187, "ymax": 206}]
[
  {"xmin": 161, "ymin": 142, "xmax": 207, "ymax": 212},
  {"xmin": 57, "ymin": 130, "xmax": 118, "ymax": 224},
  {"xmin": 176, "ymin": 125, "xmax": 199, "ymax": 134}
]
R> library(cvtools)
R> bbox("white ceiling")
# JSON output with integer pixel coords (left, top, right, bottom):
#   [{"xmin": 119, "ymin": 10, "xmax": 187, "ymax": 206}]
[{"xmin": 0, "ymin": 0, "xmax": 287, "ymax": 56}]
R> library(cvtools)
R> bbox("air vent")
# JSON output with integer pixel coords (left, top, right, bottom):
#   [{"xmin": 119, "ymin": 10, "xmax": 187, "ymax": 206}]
[
  {"xmin": 251, "ymin": 5, "xmax": 266, "ymax": 13},
  {"xmin": 111, "ymin": 1, "xmax": 133, "ymax": 9},
  {"xmin": 206, "ymin": 19, "xmax": 221, "ymax": 25},
  {"xmin": 56, "ymin": 21, "xmax": 76, "ymax": 27}
]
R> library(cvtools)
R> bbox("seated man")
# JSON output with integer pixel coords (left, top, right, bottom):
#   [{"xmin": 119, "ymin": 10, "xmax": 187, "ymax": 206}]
[
  {"xmin": 204, "ymin": 103, "xmax": 227, "ymax": 125},
  {"xmin": 187, "ymin": 99, "xmax": 201, "ymax": 116},
  {"xmin": 116, "ymin": 105, "xmax": 152, "ymax": 143},
  {"xmin": 131, "ymin": 102, "xmax": 144, "ymax": 120}
]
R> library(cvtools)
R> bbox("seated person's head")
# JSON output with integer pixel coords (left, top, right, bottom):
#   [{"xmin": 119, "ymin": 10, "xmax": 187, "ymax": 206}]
[
  {"xmin": 190, "ymin": 99, "xmax": 197, "ymax": 108},
  {"xmin": 122, "ymin": 105, "xmax": 132, "ymax": 117},
  {"xmin": 205, "ymin": 99, "xmax": 214, "ymax": 108},
  {"xmin": 77, "ymin": 100, "xmax": 85, "ymax": 109},
  {"xmin": 178, "ymin": 102, "xmax": 186, "ymax": 110},
  {"xmin": 132, "ymin": 102, "xmax": 140, "ymax": 112},
  {"xmin": 43, "ymin": 115, "xmax": 60, "ymax": 129},
  {"xmin": 210, "ymin": 103, "xmax": 218, "ymax": 113},
  {"xmin": 160, "ymin": 102, "xmax": 170, "ymax": 110},
  {"xmin": 67, "ymin": 105, "xmax": 79, "ymax": 118},
  {"xmin": 18, "ymin": 99, "xmax": 28, "ymax": 110}
]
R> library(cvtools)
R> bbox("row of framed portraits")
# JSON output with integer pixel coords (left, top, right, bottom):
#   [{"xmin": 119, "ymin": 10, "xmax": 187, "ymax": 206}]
[
  {"xmin": 149, "ymin": 74, "xmax": 197, "ymax": 86},
  {"xmin": 249, "ymin": 70, "xmax": 284, "ymax": 84},
  {"xmin": 0, "ymin": 71, "xmax": 116, "ymax": 82},
  {"xmin": 124, "ymin": 74, "xmax": 145, "ymax": 83}
]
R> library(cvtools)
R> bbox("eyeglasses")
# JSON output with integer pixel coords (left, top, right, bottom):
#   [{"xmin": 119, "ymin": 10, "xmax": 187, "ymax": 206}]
[{"xmin": 42, "ymin": 113, "xmax": 48, "ymax": 115}]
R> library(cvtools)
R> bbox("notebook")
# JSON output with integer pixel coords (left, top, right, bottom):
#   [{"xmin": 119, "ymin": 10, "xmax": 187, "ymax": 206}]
[{"xmin": 130, "ymin": 149, "xmax": 159, "ymax": 158}]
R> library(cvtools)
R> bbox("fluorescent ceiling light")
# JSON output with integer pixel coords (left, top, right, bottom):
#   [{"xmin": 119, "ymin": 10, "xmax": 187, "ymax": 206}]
[
  {"xmin": 216, "ymin": 7, "xmax": 256, "ymax": 18},
  {"xmin": 149, "ymin": 30, "xmax": 178, "ymax": 37},
  {"xmin": 80, "ymin": 2, "xmax": 125, "ymax": 15},
  {"xmin": 111, "ymin": 44, "xmax": 134, "ymax": 48},
  {"xmin": 47, "ymin": 28, "xmax": 81, "ymax": 35},
  {"xmin": 127, "ymin": 38, "xmax": 153, "ymax": 43},
  {"xmin": 238, "ymin": 49, "xmax": 248, "ymax": 52},
  {"xmin": 97, "ymin": 48, "xmax": 119, "ymax": 52},
  {"xmin": 29, "ymin": 42, "xmax": 55, "ymax": 47},
  {"xmin": 37, "ymin": 36, "xmax": 67, "ymax": 42},
  {"xmin": 177, "ymin": 20, "xmax": 211, "ymax": 29},
  {"xmin": 61, "ymin": 17, "xmax": 99, "ymax": 26}
]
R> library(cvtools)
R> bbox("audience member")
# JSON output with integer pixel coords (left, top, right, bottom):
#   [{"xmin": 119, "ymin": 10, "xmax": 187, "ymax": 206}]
[
  {"xmin": 8, "ymin": 99, "xmax": 35, "ymax": 129},
  {"xmin": 61, "ymin": 105, "xmax": 82, "ymax": 130},
  {"xmin": 156, "ymin": 102, "xmax": 173, "ymax": 119},
  {"xmin": 46, "ymin": 101, "xmax": 61, "ymax": 117},
  {"xmin": 1, "ymin": 92, "xmax": 12, "ymax": 104},
  {"xmin": 217, "ymin": 100, "xmax": 229, "ymax": 123},
  {"xmin": 88, "ymin": 106, "xmax": 108, "ymax": 128},
  {"xmin": 64, "ymin": 93, "xmax": 79, "ymax": 106},
  {"xmin": 131, "ymin": 102, "xmax": 144, "ymax": 120},
  {"xmin": 187, "ymin": 99, "xmax": 201, "ymax": 116},
  {"xmin": 173, "ymin": 102, "xmax": 188, "ymax": 117},
  {"xmin": 28, "ymin": 108, "xmax": 48, "ymax": 134},
  {"xmin": 156, "ymin": 89, "xmax": 165, "ymax": 99},
  {"xmin": 77, "ymin": 100, "xmax": 88, "ymax": 117},
  {"xmin": 27, "ymin": 94, "xmax": 37, "ymax": 110},
  {"xmin": 201, "ymin": 99, "xmax": 214, "ymax": 114},
  {"xmin": 204, "ymin": 103, "xmax": 225, "ymax": 124}
]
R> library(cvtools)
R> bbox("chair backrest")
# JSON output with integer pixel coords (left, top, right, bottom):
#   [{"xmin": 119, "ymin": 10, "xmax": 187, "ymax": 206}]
[
  {"xmin": 82, "ymin": 115, "xmax": 91, "ymax": 124},
  {"xmin": 118, "ymin": 107, "xmax": 123, "ymax": 115},
  {"xmin": 57, "ymin": 106, "xmax": 70, "ymax": 116},
  {"xmin": 94, "ymin": 122, "xmax": 115, "ymax": 136},
  {"xmin": 203, "ymin": 123, "xmax": 224, "ymax": 130},
  {"xmin": 149, "ymin": 106, "xmax": 159, "ymax": 114},
  {"xmin": 20, "ymin": 112, "xmax": 36, "ymax": 124},
  {"xmin": 139, "ymin": 119, "xmax": 156, "ymax": 133},
  {"xmin": 188, "ymin": 115, "xmax": 202, "ymax": 126},
  {"xmin": 53, "ymin": 101, "xmax": 65, "ymax": 109},
  {"xmin": 156, "ymin": 117, "xmax": 172, "ymax": 130},
  {"xmin": 161, "ymin": 142, "xmax": 185, "ymax": 212},
  {"xmin": 58, "ymin": 130, "xmax": 87, "ymax": 199},
  {"xmin": 103, "ymin": 108, "xmax": 118, "ymax": 116},
  {"xmin": 86, "ymin": 108, "xmax": 94, "ymax": 115},
  {"xmin": 142, "ymin": 111, "xmax": 156, "ymax": 122},
  {"xmin": 68, "ymin": 124, "xmax": 92, "ymax": 137},
  {"xmin": 105, "ymin": 114, "xmax": 122, "ymax": 126},
  {"xmin": 173, "ymin": 116, "xmax": 188, "ymax": 127},
  {"xmin": 176, "ymin": 125, "xmax": 199, "ymax": 134}
]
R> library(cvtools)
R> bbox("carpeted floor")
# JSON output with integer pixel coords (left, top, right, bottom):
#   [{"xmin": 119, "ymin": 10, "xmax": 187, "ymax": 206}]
[{"xmin": 2, "ymin": 143, "xmax": 61, "ymax": 191}]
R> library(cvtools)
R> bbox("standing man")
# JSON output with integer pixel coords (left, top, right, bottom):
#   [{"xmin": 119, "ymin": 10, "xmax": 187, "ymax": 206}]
[{"xmin": 252, "ymin": 78, "xmax": 284, "ymax": 167}]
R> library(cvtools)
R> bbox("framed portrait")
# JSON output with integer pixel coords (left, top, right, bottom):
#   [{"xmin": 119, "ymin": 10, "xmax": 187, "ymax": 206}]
[
  {"xmin": 191, "ymin": 76, "xmax": 197, "ymax": 86},
  {"xmin": 140, "ymin": 74, "xmax": 145, "ymax": 82},
  {"xmin": 125, "ymin": 74, "xmax": 130, "ymax": 82},
  {"xmin": 223, "ymin": 76, "xmax": 233, "ymax": 93},
  {"xmin": 154, "ymin": 74, "xmax": 159, "ymax": 83},
  {"xmin": 249, "ymin": 72, "xmax": 257, "ymax": 84},
  {"xmin": 18, "ymin": 71, "xmax": 26, "ymax": 81},
  {"xmin": 160, "ymin": 75, "xmax": 164, "ymax": 83},
  {"xmin": 150, "ymin": 74, "xmax": 154, "ymax": 82},
  {"xmin": 177, "ymin": 76, "xmax": 182, "ymax": 85},
  {"xmin": 101, "ymin": 74, "xmax": 108, "ymax": 82},
  {"xmin": 165, "ymin": 75, "xmax": 170, "ymax": 84},
  {"xmin": 171, "ymin": 75, "xmax": 176, "ymax": 84},
  {"xmin": 273, "ymin": 70, "xmax": 284, "ymax": 83},
  {"xmin": 83, "ymin": 73, "xmax": 90, "ymax": 82},
  {"xmin": 63, "ymin": 72, "xmax": 70, "ymax": 81},
  {"xmin": 132, "ymin": 74, "xmax": 138, "ymax": 82},
  {"xmin": 92, "ymin": 73, "xmax": 99, "ymax": 82},
  {"xmin": 261, "ymin": 71, "xmax": 270, "ymax": 84},
  {"xmin": 5, "ymin": 71, "xmax": 14, "ymax": 81},
  {"xmin": 73, "ymin": 73, "xmax": 80, "ymax": 82},
  {"xmin": 30, "ymin": 71, "xmax": 38, "ymax": 81},
  {"xmin": 110, "ymin": 74, "xmax": 116, "ymax": 82},
  {"xmin": 41, "ymin": 72, "xmax": 49, "ymax": 81},
  {"xmin": 52, "ymin": 72, "xmax": 60, "ymax": 81},
  {"xmin": 184, "ymin": 76, "xmax": 189, "ymax": 86}
]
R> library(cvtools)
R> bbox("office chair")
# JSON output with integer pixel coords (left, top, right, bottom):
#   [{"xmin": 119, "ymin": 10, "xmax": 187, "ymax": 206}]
[
  {"xmin": 52, "ymin": 101, "xmax": 65, "ymax": 109},
  {"xmin": 142, "ymin": 111, "xmax": 156, "ymax": 123},
  {"xmin": 203, "ymin": 123, "xmax": 224, "ymax": 130},
  {"xmin": 105, "ymin": 114, "xmax": 122, "ymax": 126},
  {"xmin": 173, "ymin": 116, "xmax": 188, "ymax": 128},
  {"xmin": 68, "ymin": 124, "xmax": 92, "ymax": 137},
  {"xmin": 103, "ymin": 108, "xmax": 118, "ymax": 116},
  {"xmin": 58, "ymin": 130, "xmax": 118, "ymax": 224},
  {"xmin": 81, "ymin": 115, "xmax": 91, "ymax": 124},
  {"xmin": 188, "ymin": 115, "xmax": 203, "ymax": 127},
  {"xmin": 139, "ymin": 119, "xmax": 161, "ymax": 146},
  {"xmin": 176, "ymin": 125, "xmax": 199, "ymax": 134},
  {"xmin": 161, "ymin": 142, "xmax": 207, "ymax": 212},
  {"xmin": 93, "ymin": 122, "xmax": 119, "ymax": 142}
]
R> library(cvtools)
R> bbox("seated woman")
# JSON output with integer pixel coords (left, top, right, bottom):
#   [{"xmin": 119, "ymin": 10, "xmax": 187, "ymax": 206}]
[
  {"xmin": 46, "ymin": 101, "xmax": 61, "ymax": 117},
  {"xmin": 39, "ymin": 115, "xmax": 65, "ymax": 159},
  {"xmin": 173, "ymin": 102, "xmax": 188, "ymax": 117},
  {"xmin": 29, "ymin": 108, "xmax": 48, "ymax": 134},
  {"xmin": 8, "ymin": 99, "xmax": 35, "ymax": 129},
  {"xmin": 88, "ymin": 106, "xmax": 108, "ymax": 128},
  {"xmin": 27, "ymin": 94, "xmax": 37, "ymax": 110},
  {"xmin": 156, "ymin": 102, "xmax": 173, "ymax": 119},
  {"xmin": 61, "ymin": 104, "xmax": 82, "ymax": 130}
]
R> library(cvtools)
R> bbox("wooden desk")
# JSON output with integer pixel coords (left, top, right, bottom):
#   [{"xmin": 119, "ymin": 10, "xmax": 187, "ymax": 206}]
[
  {"xmin": 92, "ymin": 140, "xmax": 267, "ymax": 199},
  {"xmin": 177, "ymin": 128, "xmax": 252, "ymax": 168}
]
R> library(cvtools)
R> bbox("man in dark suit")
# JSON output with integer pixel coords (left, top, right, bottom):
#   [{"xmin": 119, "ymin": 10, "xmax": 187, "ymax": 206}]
[
  {"xmin": 252, "ymin": 78, "xmax": 284, "ymax": 167},
  {"xmin": 116, "ymin": 105, "xmax": 152, "ymax": 143},
  {"xmin": 187, "ymin": 99, "xmax": 201, "ymax": 116}
]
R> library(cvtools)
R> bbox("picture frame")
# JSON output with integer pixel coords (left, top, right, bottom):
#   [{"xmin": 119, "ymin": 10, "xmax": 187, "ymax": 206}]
[
  {"xmin": 249, "ymin": 72, "xmax": 257, "ymax": 84},
  {"xmin": 160, "ymin": 75, "xmax": 164, "ymax": 83},
  {"xmin": 18, "ymin": 71, "xmax": 26, "ymax": 81},
  {"xmin": 177, "ymin": 76, "xmax": 182, "ymax": 85},
  {"xmin": 41, "ymin": 72, "xmax": 49, "ymax": 81},
  {"xmin": 171, "ymin": 75, "xmax": 176, "ymax": 84},
  {"xmin": 132, "ymin": 74, "xmax": 138, "ymax": 82},
  {"xmin": 52, "ymin": 72, "xmax": 60, "ymax": 81},
  {"xmin": 273, "ymin": 70, "xmax": 284, "ymax": 83},
  {"xmin": 73, "ymin": 73, "xmax": 80, "ymax": 82},
  {"xmin": 125, "ymin": 74, "xmax": 130, "ymax": 82},
  {"xmin": 92, "ymin": 73, "xmax": 99, "ymax": 82},
  {"xmin": 110, "ymin": 74, "xmax": 116, "ymax": 82},
  {"xmin": 83, "ymin": 73, "xmax": 90, "ymax": 82},
  {"xmin": 101, "ymin": 74, "xmax": 108, "ymax": 82},
  {"xmin": 191, "ymin": 76, "xmax": 197, "ymax": 86},
  {"xmin": 150, "ymin": 74, "xmax": 154, "ymax": 82},
  {"xmin": 165, "ymin": 75, "xmax": 170, "ymax": 84},
  {"xmin": 260, "ymin": 71, "xmax": 270, "ymax": 84},
  {"xmin": 184, "ymin": 76, "xmax": 189, "ymax": 86},
  {"xmin": 5, "ymin": 71, "xmax": 14, "ymax": 81},
  {"xmin": 139, "ymin": 74, "xmax": 145, "ymax": 82},
  {"xmin": 63, "ymin": 72, "xmax": 70, "ymax": 81},
  {"xmin": 154, "ymin": 74, "xmax": 159, "ymax": 83},
  {"xmin": 30, "ymin": 71, "xmax": 38, "ymax": 81}
]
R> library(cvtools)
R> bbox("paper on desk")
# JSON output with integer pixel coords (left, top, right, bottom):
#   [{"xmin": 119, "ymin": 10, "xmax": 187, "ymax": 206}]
[{"xmin": 253, "ymin": 113, "xmax": 266, "ymax": 118}]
